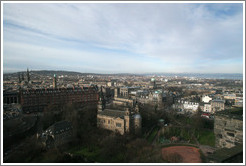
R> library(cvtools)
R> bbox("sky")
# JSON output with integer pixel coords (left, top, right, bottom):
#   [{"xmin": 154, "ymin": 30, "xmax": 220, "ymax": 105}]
[{"xmin": 2, "ymin": 2, "xmax": 244, "ymax": 74}]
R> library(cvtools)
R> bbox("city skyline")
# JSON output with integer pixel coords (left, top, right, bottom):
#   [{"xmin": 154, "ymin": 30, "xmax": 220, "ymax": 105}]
[{"xmin": 2, "ymin": 2, "xmax": 244, "ymax": 74}]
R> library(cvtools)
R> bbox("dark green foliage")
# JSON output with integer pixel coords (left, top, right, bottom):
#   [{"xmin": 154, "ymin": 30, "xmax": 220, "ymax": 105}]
[
  {"xmin": 147, "ymin": 127, "xmax": 159, "ymax": 143},
  {"xmin": 99, "ymin": 134, "xmax": 127, "ymax": 162},
  {"xmin": 140, "ymin": 104, "xmax": 163, "ymax": 134}
]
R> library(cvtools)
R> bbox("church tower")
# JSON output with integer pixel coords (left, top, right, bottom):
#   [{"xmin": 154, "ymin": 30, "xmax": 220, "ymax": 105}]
[
  {"xmin": 53, "ymin": 74, "xmax": 57, "ymax": 89},
  {"xmin": 18, "ymin": 73, "xmax": 21, "ymax": 83},
  {"xmin": 97, "ymin": 97, "xmax": 104, "ymax": 112},
  {"xmin": 97, "ymin": 86, "xmax": 105, "ymax": 112},
  {"xmin": 151, "ymin": 78, "xmax": 157, "ymax": 89},
  {"xmin": 134, "ymin": 104, "xmax": 142, "ymax": 136},
  {"xmin": 114, "ymin": 88, "xmax": 118, "ymax": 98},
  {"xmin": 27, "ymin": 68, "xmax": 30, "ymax": 82},
  {"xmin": 124, "ymin": 108, "xmax": 130, "ymax": 133}
]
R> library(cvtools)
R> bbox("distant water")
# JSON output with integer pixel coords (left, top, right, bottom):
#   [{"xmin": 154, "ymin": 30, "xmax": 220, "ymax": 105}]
[{"xmin": 151, "ymin": 73, "xmax": 243, "ymax": 80}]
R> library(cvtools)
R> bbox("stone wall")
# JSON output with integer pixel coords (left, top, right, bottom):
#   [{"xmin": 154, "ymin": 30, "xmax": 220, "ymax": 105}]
[{"xmin": 214, "ymin": 114, "xmax": 243, "ymax": 148}]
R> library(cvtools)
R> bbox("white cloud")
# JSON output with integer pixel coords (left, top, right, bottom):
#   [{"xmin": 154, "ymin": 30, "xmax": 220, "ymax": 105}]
[{"xmin": 3, "ymin": 3, "xmax": 243, "ymax": 73}]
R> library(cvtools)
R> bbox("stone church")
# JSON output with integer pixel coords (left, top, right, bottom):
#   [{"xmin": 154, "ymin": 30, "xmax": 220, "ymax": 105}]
[{"xmin": 97, "ymin": 90, "xmax": 142, "ymax": 135}]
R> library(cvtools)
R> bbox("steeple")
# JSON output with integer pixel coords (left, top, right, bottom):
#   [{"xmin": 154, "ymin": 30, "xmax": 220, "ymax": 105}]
[{"xmin": 27, "ymin": 68, "xmax": 30, "ymax": 82}]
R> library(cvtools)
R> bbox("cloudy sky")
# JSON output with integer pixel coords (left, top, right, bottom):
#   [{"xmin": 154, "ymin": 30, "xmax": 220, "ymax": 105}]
[{"xmin": 3, "ymin": 3, "xmax": 243, "ymax": 74}]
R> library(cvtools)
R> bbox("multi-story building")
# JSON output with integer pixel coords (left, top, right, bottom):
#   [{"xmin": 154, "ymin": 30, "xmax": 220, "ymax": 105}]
[
  {"xmin": 223, "ymin": 93, "xmax": 236, "ymax": 100},
  {"xmin": 113, "ymin": 88, "xmax": 135, "ymax": 107},
  {"xmin": 234, "ymin": 97, "xmax": 243, "ymax": 107},
  {"xmin": 201, "ymin": 95, "xmax": 212, "ymax": 103},
  {"xmin": 97, "ymin": 98, "xmax": 141, "ymax": 135},
  {"xmin": 20, "ymin": 86, "xmax": 98, "ymax": 113},
  {"xmin": 211, "ymin": 99, "xmax": 225, "ymax": 113},
  {"xmin": 149, "ymin": 78, "xmax": 157, "ymax": 89},
  {"xmin": 173, "ymin": 100, "xmax": 199, "ymax": 113},
  {"xmin": 119, "ymin": 86, "xmax": 140, "ymax": 98},
  {"xmin": 3, "ymin": 90, "xmax": 19, "ymax": 104},
  {"xmin": 148, "ymin": 90, "xmax": 163, "ymax": 103},
  {"xmin": 203, "ymin": 103, "xmax": 212, "ymax": 113}
]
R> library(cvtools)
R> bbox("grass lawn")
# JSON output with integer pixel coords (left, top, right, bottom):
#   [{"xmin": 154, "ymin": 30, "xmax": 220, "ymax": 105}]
[{"xmin": 198, "ymin": 130, "xmax": 215, "ymax": 147}]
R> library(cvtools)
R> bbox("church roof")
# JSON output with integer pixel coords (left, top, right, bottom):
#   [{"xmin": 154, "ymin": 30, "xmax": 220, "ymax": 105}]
[{"xmin": 98, "ymin": 109, "xmax": 126, "ymax": 119}]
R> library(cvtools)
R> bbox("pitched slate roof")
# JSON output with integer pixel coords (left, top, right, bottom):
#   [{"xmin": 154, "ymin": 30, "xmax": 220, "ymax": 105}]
[
  {"xmin": 46, "ymin": 120, "xmax": 72, "ymax": 135},
  {"xmin": 98, "ymin": 109, "xmax": 126, "ymax": 119}
]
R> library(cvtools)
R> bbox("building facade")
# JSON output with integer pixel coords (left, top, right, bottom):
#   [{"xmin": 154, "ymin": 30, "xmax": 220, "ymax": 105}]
[
  {"xmin": 211, "ymin": 99, "xmax": 225, "ymax": 113},
  {"xmin": 20, "ymin": 86, "xmax": 98, "ymax": 113},
  {"xmin": 3, "ymin": 91, "xmax": 19, "ymax": 104},
  {"xmin": 113, "ymin": 88, "xmax": 135, "ymax": 107},
  {"xmin": 173, "ymin": 100, "xmax": 199, "ymax": 113},
  {"xmin": 97, "ymin": 99, "xmax": 141, "ymax": 135}
]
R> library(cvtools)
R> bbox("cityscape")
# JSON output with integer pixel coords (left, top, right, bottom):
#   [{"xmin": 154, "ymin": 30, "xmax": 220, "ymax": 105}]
[{"xmin": 2, "ymin": 2, "xmax": 244, "ymax": 164}]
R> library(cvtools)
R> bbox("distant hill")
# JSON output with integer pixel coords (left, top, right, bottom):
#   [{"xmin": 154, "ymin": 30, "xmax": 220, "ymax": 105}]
[
  {"xmin": 3, "ymin": 70, "xmax": 139, "ymax": 77},
  {"xmin": 29, "ymin": 70, "xmax": 85, "ymax": 76},
  {"xmin": 3, "ymin": 70, "xmax": 243, "ymax": 80},
  {"xmin": 3, "ymin": 70, "xmax": 98, "ymax": 77}
]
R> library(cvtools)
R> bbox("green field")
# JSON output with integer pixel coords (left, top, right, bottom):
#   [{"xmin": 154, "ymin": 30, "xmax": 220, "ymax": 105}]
[{"xmin": 197, "ymin": 130, "xmax": 215, "ymax": 147}]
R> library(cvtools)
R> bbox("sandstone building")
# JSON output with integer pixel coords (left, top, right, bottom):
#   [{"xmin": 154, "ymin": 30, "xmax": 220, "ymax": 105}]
[
  {"xmin": 97, "ymin": 95, "xmax": 141, "ymax": 135},
  {"xmin": 113, "ymin": 88, "xmax": 135, "ymax": 107},
  {"xmin": 211, "ymin": 99, "xmax": 225, "ymax": 113}
]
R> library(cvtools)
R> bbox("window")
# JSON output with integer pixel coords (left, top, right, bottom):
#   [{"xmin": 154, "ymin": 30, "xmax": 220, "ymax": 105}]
[
  {"xmin": 116, "ymin": 123, "xmax": 121, "ymax": 127},
  {"xmin": 227, "ymin": 132, "xmax": 235, "ymax": 137},
  {"xmin": 108, "ymin": 120, "xmax": 110, "ymax": 124},
  {"xmin": 218, "ymin": 134, "xmax": 222, "ymax": 138}
]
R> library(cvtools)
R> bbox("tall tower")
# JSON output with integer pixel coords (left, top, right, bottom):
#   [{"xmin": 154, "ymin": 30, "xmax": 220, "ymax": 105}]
[
  {"xmin": 98, "ymin": 86, "xmax": 105, "ymax": 112},
  {"xmin": 27, "ymin": 68, "xmax": 30, "ymax": 82},
  {"xmin": 134, "ymin": 104, "xmax": 142, "ymax": 136},
  {"xmin": 151, "ymin": 78, "xmax": 157, "ymax": 89},
  {"xmin": 53, "ymin": 74, "xmax": 57, "ymax": 89},
  {"xmin": 124, "ymin": 108, "xmax": 130, "ymax": 133},
  {"xmin": 18, "ymin": 73, "xmax": 21, "ymax": 83},
  {"xmin": 97, "ymin": 97, "xmax": 105, "ymax": 112},
  {"xmin": 114, "ymin": 88, "xmax": 118, "ymax": 98}
]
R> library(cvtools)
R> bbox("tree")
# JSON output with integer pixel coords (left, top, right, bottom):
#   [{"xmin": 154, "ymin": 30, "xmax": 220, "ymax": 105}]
[{"xmin": 99, "ymin": 134, "xmax": 127, "ymax": 162}]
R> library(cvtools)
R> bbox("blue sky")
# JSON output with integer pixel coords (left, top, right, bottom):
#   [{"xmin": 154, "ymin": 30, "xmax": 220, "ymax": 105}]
[{"xmin": 3, "ymin": 3, "xmax": 243, "ymax": 74}]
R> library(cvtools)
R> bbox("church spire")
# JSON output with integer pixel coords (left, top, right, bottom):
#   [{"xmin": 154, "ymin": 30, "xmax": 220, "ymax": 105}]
[{"xmin": 27, "ymin": 68, "xmax": 30, "ymax": 82}]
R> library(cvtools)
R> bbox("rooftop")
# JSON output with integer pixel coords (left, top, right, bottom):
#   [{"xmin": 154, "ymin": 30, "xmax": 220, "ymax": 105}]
[
  {"xmin": 98, "ymin": 109, "xmax": 126, "ymax": 119},
  {"xmin": 46, "ymin": 120, "xmax": 72, "ymax": 134},
  {"xmin": 212, "ymin": 99, "xmax": 225, "ymax": 103}
]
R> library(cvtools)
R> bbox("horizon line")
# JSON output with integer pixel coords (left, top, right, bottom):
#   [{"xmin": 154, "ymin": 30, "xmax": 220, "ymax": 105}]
[{"xmin": 3, "ymin": 69, "xmax": 243, "ymax": 75}]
